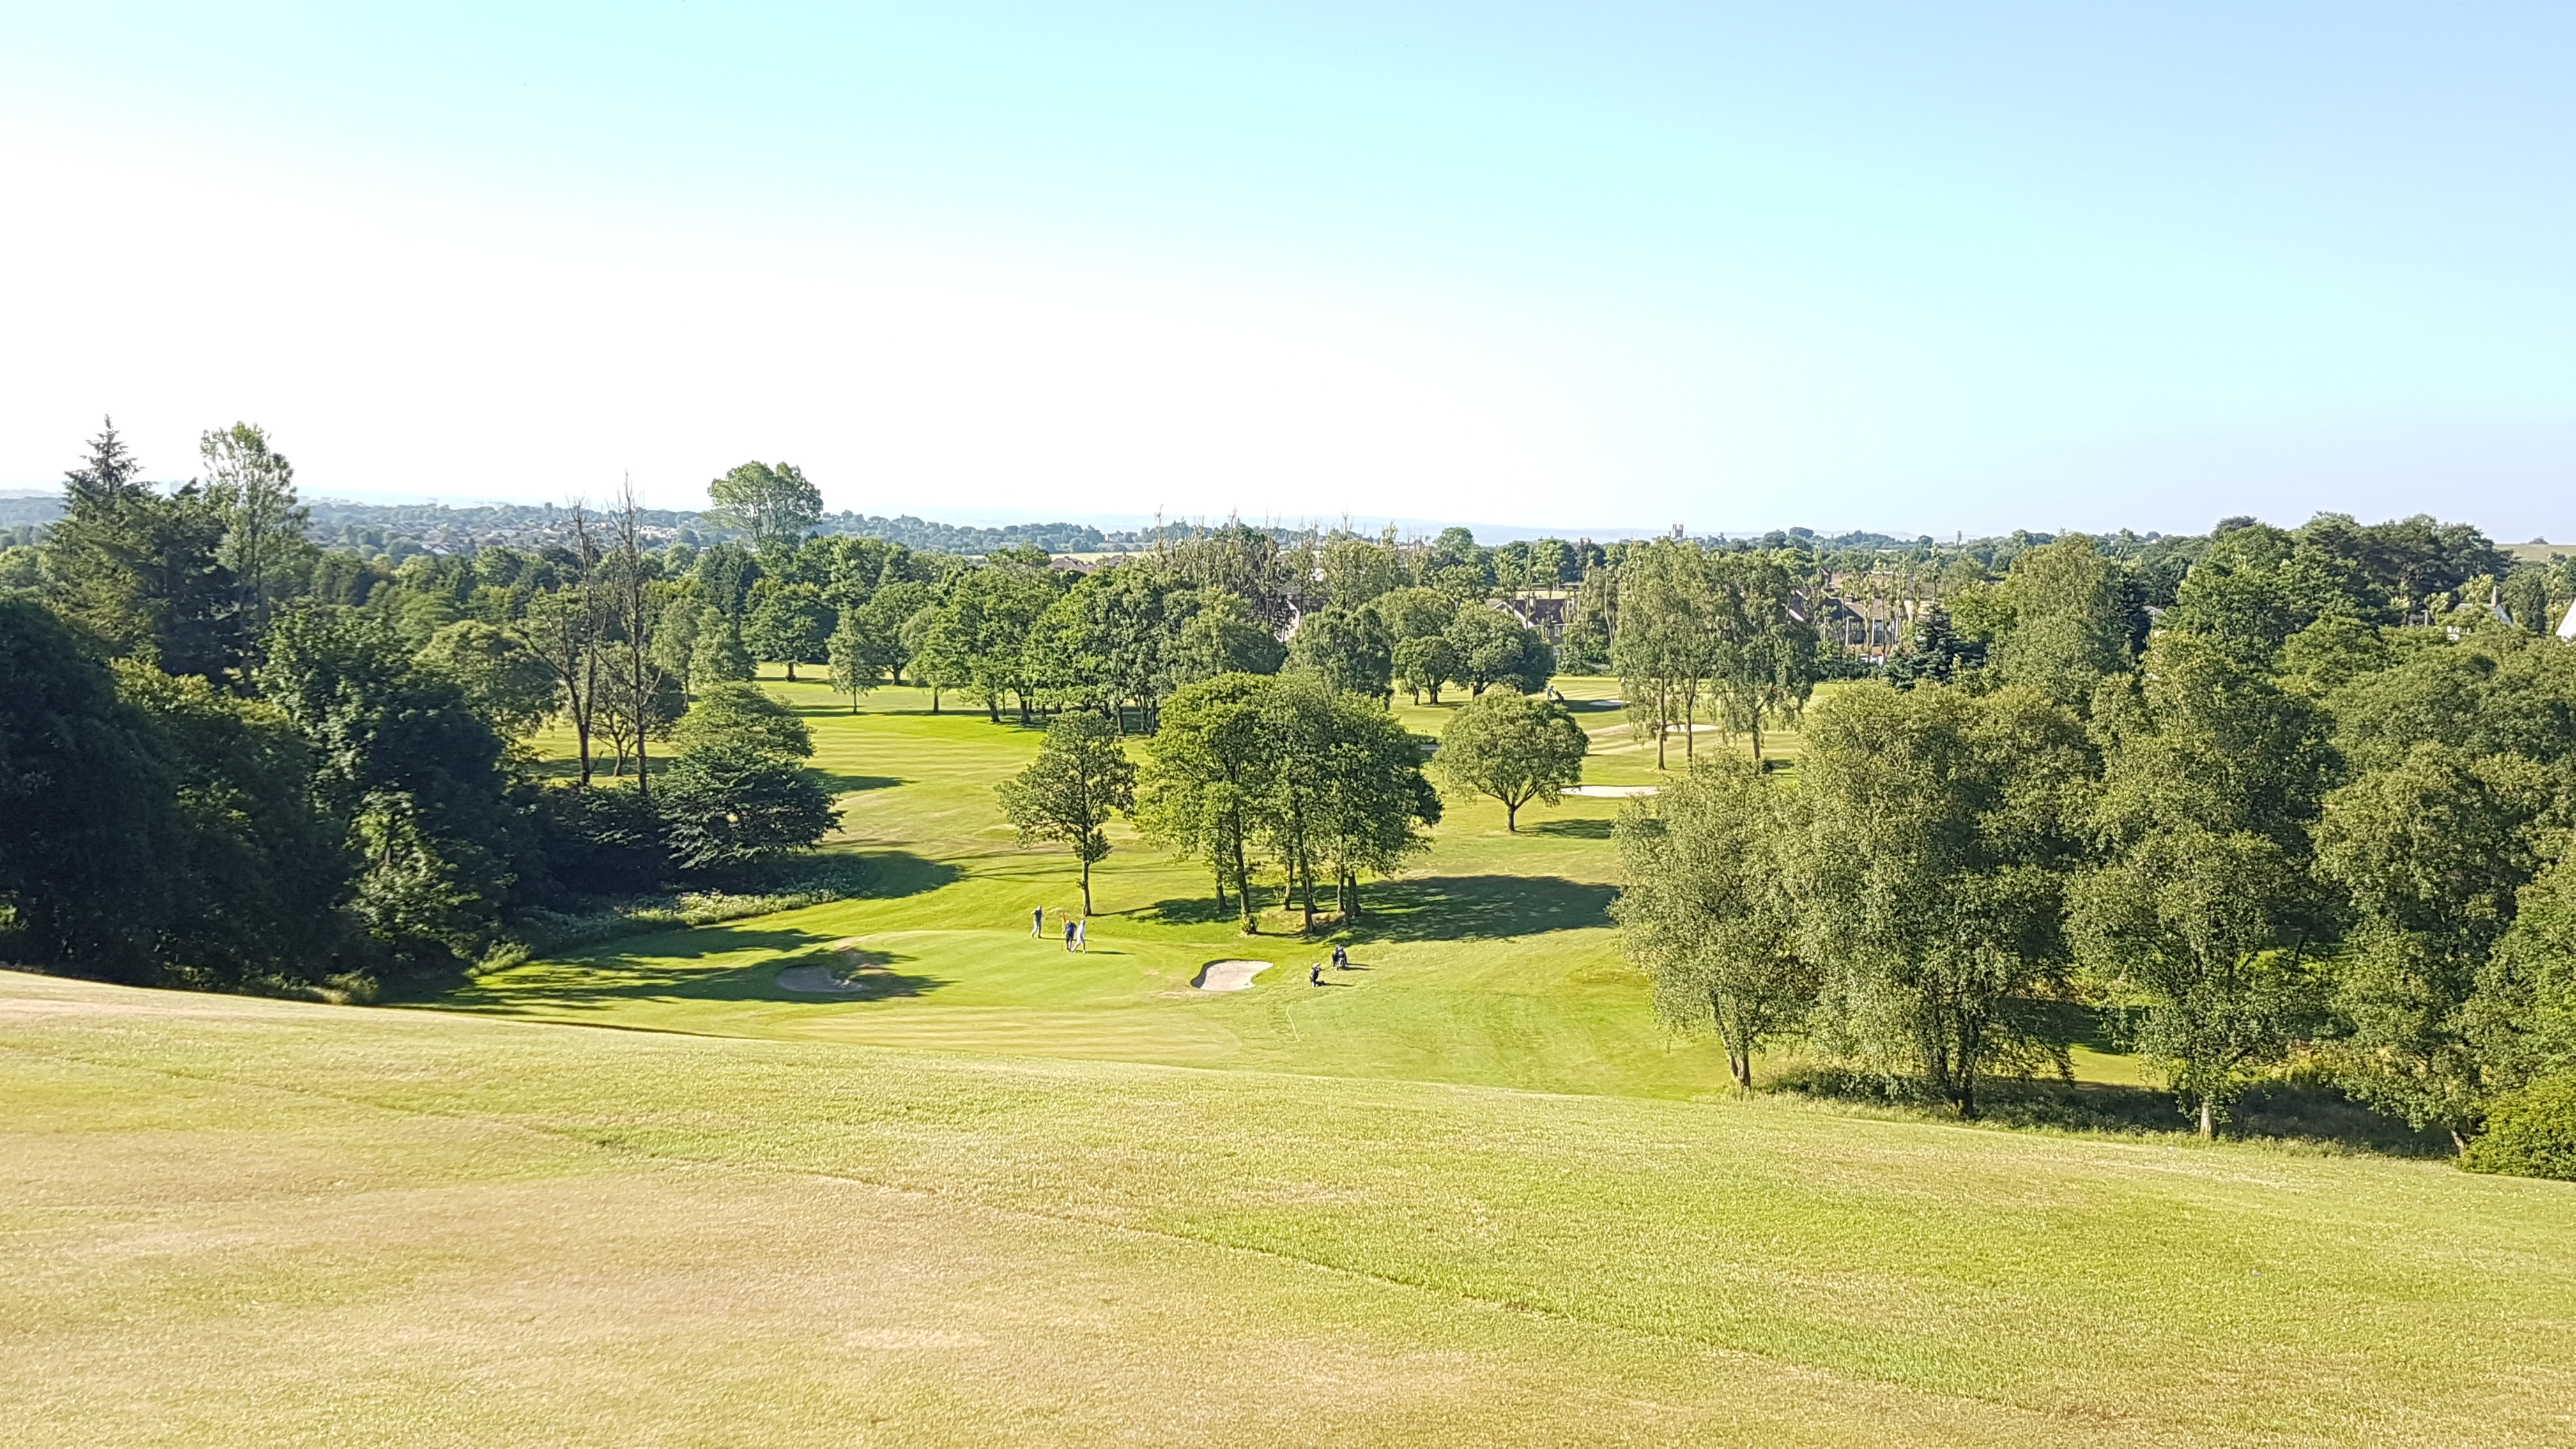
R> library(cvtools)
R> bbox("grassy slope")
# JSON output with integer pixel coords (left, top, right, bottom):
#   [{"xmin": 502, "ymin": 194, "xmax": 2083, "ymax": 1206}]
[{"xmin": 6, "ymin": 970, "xmax": 2572, "ymax": 1448}]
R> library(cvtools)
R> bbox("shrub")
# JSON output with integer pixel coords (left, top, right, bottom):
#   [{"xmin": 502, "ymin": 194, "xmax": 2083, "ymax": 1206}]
[
  {"xmin": 2462, "ymin": 1074, "xmax": 2576, "ymax": 1181},
  {"xmin": 658, "ymin": 740, "xmax": 837, "ymax": 871},
  {"xmin": 534, "ymin": 785, "xmax": 671, "ymax": 894}
]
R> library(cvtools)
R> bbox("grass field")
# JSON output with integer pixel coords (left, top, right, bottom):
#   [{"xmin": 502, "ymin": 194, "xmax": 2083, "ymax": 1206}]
[
  {"xmin": 459, "ymin": 675, "xmax": 1890, "ymax": 1100},
  {"xmin": 8, "ymin": 671, "xmax": 2571, "ymax": 1445},
  {"xmin": 9, "ymin": 971, "xmax": 2576, "ymax": 1446}
]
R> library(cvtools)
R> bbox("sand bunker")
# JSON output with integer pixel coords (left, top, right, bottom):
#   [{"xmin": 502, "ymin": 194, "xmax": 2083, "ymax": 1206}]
[
  {"xmin": 1563, "ymin": 785, "xmax": 1659, "ymax": 797},
  {"xmin": 777, "ymin": 940, "xmax": 888, "ymax": 994},
  {"xmin": 1192, "ymin": 960, "xmax": 1272, "ymax": 992},
  {"xmin": 776, "ymin": 965, "xmax": 875, "ymax": 993}
]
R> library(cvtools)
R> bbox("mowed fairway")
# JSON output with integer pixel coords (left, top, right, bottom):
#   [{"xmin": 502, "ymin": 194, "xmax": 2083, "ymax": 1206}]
[
  {"xmin": 5, "ymin": 970, "xmax": 2574, "ymax": 1446},
  {"xmin": 11, "ymin": 674, "xmax": 2574, "ymax": 1445},
  {"xmin": 452, "ymin": 676, "xmax": 1835, "ymax": 1097}
]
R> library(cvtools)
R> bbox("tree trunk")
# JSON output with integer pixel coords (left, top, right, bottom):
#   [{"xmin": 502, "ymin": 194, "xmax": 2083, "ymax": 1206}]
[
  {"xmin": 1505, "ymin": 799, "xmax": 1519, "ymax": 832},
  {"xmin": 2199, "ymin": 1095, "xmax": 2216, "ymax": 1140},
  {"xmin": 1080, "ymin": 855, "xmax": 1094, "ymax": 916},
  {"xmin": 783, "ymin": 661, "xmax": 797, "ymax": 681}
]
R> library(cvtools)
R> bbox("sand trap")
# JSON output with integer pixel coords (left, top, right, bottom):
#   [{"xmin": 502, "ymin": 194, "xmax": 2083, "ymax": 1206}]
[
  {"xmin": 776, "ymin": 965, "xmax": 874, "ymax": 993},
  {"xmin": 777, "ymin": 940, "xmax": 887, "ymax": 994},
  {"xmin": 1192, "ymin": 960, "xmax": 1272, "ymax": 992},
  {"xmin": 1564, "ymin": 785, "xmax": 1659, "ymax": 797}
]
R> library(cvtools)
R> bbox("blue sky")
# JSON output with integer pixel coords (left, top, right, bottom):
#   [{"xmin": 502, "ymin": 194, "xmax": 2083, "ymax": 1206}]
[{"xmin": 3, "ymin": 3, "xmax": 2570, "ymax": 537}]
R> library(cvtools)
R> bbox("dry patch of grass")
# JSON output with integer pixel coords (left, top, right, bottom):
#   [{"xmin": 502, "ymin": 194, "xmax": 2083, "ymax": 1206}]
[{"xmin": 6, "ymin": 972, "xmax": 2573, "ymax": 1447}]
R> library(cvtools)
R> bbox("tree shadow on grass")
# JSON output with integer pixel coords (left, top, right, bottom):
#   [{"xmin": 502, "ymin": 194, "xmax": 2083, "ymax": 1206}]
[
  {"xmin": 1526, "ymin": 816, "xmax": 1614, "ymax": 839},
  {"xmin": 447, "ymin": 925, "xmax": 954, "ymax": 1015},
  {"xmin": 816, "ymin": 772, "xmax": 906, "ymax": 795},
  {"xmin": 1767, "ymin": 1062, "xmax": 2455, "ymax": 1158},
  {"xmin": 848, "ymin": 850, "xmax": 965, "ymax": 900},
  {"xmin": 1350, "ymin": 874, "xmax": 1618, "ymax": 943},
  {"xmin": 1128, "ymin": 895, "xmax": 1241, "ymax": 928}
]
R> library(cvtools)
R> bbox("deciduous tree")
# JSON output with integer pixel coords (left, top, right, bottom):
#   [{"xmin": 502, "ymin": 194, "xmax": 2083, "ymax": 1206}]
[
  {"xmin": 997, "ymin": 710, "xmax": 1137, "ymax": 914},
  {"xmin": 1435, "ymin": 690, "xmax": 1588, "ymax": 831},
  {"xmin": 1613, "ymin": 759, "xmax": 1816, "ymax": 1089}
]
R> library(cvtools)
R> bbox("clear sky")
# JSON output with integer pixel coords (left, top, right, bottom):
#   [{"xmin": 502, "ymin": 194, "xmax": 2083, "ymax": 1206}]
[{"xmin": 4, "ymin": 3, "xmax": 2571, "ymax": 538}]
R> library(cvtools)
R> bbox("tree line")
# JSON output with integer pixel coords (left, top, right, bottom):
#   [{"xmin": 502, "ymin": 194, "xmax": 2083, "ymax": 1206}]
[
  {"xmin": 1, "ymin": 424, "xmax": 837, "ymax": 997},
  {"xmin": 1616, "ymin": 525, "xmax": 2576, "ymax": 1179}
]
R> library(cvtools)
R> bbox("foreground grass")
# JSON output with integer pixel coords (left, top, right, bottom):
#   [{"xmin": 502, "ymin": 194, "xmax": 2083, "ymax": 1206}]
[{"xmin": 4, "ymin": 970, "xmax": 2571, "ymax": 1447}]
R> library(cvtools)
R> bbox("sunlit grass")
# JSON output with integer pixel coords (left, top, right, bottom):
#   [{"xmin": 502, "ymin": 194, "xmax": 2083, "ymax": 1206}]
[{"xmin": 4, "ymin": 970, "xmax": 2570, "ymax": 1446}]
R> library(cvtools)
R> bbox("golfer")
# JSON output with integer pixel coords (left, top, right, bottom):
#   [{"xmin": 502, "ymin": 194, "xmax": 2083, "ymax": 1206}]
[
  {"xmin": 1073, "ymin": 919, "xmax": 1087, "ymax": 953},
  {"xmin": 1032, "ymin": 906, "xmax": 1044, "ymax": 937}
]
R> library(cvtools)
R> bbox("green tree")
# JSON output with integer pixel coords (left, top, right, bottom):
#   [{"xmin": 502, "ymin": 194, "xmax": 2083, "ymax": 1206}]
[
  {"xmin": 1322, "ymin": 535, "xmax": 1404, "ymax": 608},
  {"xmin": 1791, "ymin": 684, "xmax": 2095, "ymax": 1116},
  {"xmin": 996, "ymin": 710, "xmax": 1137, "ymax": 914},
  {"xmin": 116, "ymin": 663, "xmax": 352, "ymax": 990},
  {"xmin": 1312, "ymin": 694, "xmax": 1441, "ymax": 919},
  {"xmin": 1993, "ymin": 536, "xmax": 2135, "ymax": 710},
  {"xmin": 706, "ymin": 461, "xmax": 824, "ymax": 553},
  {"xmin": 416, "ymin": 620, "xmax": 559, "ymax": 739},
  {"xmin": 744, "ymin": 580, "xmax": 832, "ymax": 680},
  {"xmin": 1434, "ymin": 690, "xmax": 1588, "ymax": 831},
  {"xmin": 1136, "ymin": 674, "xmax": 1275, "ymax": 926},
  {"xmin": 43, "ymin": 419, "xmax": 243, "ymax": 678},
  {"xmin": 1884, "ymin": 604, "xmax": 1983, "ymax": 687},
  {"xmin": 517, "ymin": 576, "xmax": 604, "ymax": 784},
  {"xmin": 902, "ymin": 599, "xmax": 966, "ymax": 712},
  {"xmin": 1392, "ymin": 633, "xmax": 1459, "ymax": 703},
  {"xmin": 1286, "ymin": 606, "xmax": 1392, "ymax": 700},
  {"xmin": 2313, "ymin": 742, "xmax": 2554, "ymax": 1147},
  {"xmin": 855, "ymin": 579, "xmax": 934, "ymax": 684},
  {"xmin": 2071, "ymin": 634, "xmax": 2334, "ymax": 1135},
  {"xmin": 657, "ymin": 741, "xmax": 838, "ymax": 871},
  {"xmin": 672, "ymin": 680, "xmax": 813, "ymax": 760},
  {"xmin": 687, "ymin": 605, "xmax": 756, "ymax": 691},
  {"xmin": 1445, "ymin": 602, "xmax": 1554, "ymax": 696},
  {"xmin": 198, "ymin": 422, "xmax": 310, "ymax": 632},
  {"xmin": 258, "ymin": 606, "xmax": 523, "ymax": 973},
  {"xmin": 0, "ymin": 596, "xmax": 174, "ymax": 977},
  {"xmin": 651, "ymin": 590, "xmax": 702, "ymax": 686},
  {"xmin": 1704, "ymin": 554, "xmax": 1819, "ymax": 762},
  {"xmin": 1613, "ymin": 538, "xmax": 1712, "ymax": 768},
  {"xmin": 1367, "ymin": 585, "xmax": 1457, "ymax": 650},
  {"xmin": 825, "ymin": 609, "xmax": 877, "ymax": 712},
  {"xmin": 1169, "ymin": 588, "xmax": 1285, "ymax": 686},
  {"xmin": 1613, "ymin": 758, "xmax": 1816, "ymax": 1089}
]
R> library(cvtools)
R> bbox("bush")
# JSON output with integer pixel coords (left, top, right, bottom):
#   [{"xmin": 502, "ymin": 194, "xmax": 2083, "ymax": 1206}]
[
  {"xmin": 2462, "ymin": 1074, "xmax": 2576, "ymax": 1181},
  {"xmin": 534, "ymin": 785, "xmax": 671, "ymax": 894},
  {"xmin": 658, "ymin": 741, "xmax": 838, "ymax": 871}
]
